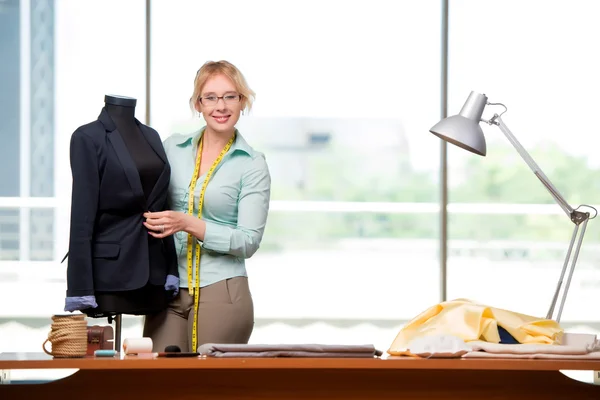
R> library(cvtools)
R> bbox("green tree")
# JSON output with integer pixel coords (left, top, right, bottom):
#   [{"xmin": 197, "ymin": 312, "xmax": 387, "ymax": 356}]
[
  {"xmin": 450, "ymin": 143, "xmax": 600, "ymax": 241},
  {"xmin": 262, "ymin": 140, "xmax": 600, "ymax": 251},
  {"xmin": 452, "ymin": 143, "xmax": 600, "ymax": 204}
]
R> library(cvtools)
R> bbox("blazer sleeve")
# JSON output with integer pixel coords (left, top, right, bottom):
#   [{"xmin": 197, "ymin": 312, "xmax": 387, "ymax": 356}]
[{"xmin": 66, "ymin": 130, "xmax": 100, "ymax": 297}]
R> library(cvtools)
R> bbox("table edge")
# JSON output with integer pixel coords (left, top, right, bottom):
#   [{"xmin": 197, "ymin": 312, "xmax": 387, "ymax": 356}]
[{"xmin": 1, "ymin": 357, "xmax": 600, "ymax": 371}]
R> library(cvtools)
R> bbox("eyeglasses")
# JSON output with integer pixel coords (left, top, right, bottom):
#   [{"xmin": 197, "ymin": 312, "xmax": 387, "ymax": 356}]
[{"xmin": 199, "ymin": 94, "xmax": 242, "ymax": 107}]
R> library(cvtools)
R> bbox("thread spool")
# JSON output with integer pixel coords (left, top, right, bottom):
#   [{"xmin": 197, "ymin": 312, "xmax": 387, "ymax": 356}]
[
  {"xmin": 122, "ymin": 338, "xmax": 153, "ymax": 355},
  {"xmin": 43, "ymin": 314, "xmax": 88, "ymax": 358}
]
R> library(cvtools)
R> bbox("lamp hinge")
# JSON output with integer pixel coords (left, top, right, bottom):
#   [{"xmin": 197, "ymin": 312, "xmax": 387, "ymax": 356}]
[{"xmin": 571, "ymin": 210, "xmax": 590, "ymax": 225}]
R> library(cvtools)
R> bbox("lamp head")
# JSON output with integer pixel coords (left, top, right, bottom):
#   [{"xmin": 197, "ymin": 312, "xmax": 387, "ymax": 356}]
[{"xmin": 430, "ymin": 91, "xmax": 488, "ymax": 156}]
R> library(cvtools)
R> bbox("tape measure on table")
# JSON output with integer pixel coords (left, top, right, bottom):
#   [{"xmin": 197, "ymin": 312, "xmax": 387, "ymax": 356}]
[{"xmin": 186, "ymin": 133, "xmax": 235, "ymax": 352}]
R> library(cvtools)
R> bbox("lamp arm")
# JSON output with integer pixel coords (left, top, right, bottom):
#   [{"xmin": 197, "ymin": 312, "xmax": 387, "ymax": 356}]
[
  {"xmin": 491, "ymin": 115, "xmax": 593, "ymax": 322},
  {"xmin": 492, "ymin": 115, "xmax": 574, "ymax": 217}
]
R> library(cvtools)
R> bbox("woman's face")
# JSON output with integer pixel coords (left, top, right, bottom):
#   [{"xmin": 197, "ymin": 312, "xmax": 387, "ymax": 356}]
[{"xmin": 197, "ymin": 74, "xmax": 243, "ymax": 136}]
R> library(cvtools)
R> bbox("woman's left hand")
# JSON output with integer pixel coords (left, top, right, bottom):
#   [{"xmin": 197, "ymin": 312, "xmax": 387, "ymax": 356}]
[{"xmin": 143, "ymin": 210, "xmax": 190, "ymax": 238}]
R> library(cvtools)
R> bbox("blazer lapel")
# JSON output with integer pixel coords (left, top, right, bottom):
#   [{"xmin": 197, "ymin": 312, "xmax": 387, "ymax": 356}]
[
  {"xmin": 139, "ymin": 125, "xmax": 168, "ymax": 163},
  {"xmin": 137, "ymin": 124, "xmax": 170, "ymax": 208},
  {"xmin": 98, "ymin": 108, "xmax": 169, "ymax": 210},
  {"xmin": 146, "ymin": 165, "xmax": 170, "ymax": 210}
]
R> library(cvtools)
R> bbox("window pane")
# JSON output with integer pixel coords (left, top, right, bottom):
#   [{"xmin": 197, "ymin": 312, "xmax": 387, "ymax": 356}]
[
  {"xmin": 0, "ymin": 0, "xmax": 146, "ymax": 355},
  {"xmin": 151, "ymin": 0, "xmax": 442, "ymax": 350},
  {"xmin": 0, "ymin": 209, "xmax": 19, "ymax": 260},
  {"xmin": 448, "ymin": 0, "xmax": 600, "ymax": 330},
  {"xmin": 54, "ymin": 0, "xmax": 146, "ymax": 295}
]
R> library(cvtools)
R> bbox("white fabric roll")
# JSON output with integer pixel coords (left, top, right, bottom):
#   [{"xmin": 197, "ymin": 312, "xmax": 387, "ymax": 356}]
[{"xmin": 123, "ymin": 337, "xmax": 153, "ymax": 355}]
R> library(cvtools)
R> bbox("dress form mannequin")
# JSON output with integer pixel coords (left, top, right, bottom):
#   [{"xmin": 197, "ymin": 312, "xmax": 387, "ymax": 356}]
[
  {"xmin": 95, "ymin": 93, "xmax": 167, "ymax": 307},
  {"xmin": 94, "ymin": 95, "xmax": 168, "ymax": 349},
  {"xmin": 65, "ymin": 92, "xmax": 178, "ymax": 353}
]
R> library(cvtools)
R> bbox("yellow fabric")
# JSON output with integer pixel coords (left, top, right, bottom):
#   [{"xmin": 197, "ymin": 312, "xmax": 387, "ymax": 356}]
[{"xmin": 388, "ymin": 299, "xmax": 563, "ymax": 356}]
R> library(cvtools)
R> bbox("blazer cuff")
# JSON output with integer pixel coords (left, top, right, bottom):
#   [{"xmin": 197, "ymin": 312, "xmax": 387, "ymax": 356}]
[
  {"xmin": 165, "ymin": 274, "xmax": 179, "ymax": 297},
  {"xmin": 64, "ymin": 295, "xmax": 98, "ymax": 312}
]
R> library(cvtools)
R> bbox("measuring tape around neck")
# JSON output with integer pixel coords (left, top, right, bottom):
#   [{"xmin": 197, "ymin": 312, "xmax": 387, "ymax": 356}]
[{"xmin": 186, "ymin": 132, "xmax": 235, "ymax": 352}]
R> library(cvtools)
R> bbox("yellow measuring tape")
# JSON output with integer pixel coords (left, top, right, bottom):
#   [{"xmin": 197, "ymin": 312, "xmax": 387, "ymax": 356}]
[{"xmin": 186, "ymin": 132, "xmax": 235, "ymax": 352}]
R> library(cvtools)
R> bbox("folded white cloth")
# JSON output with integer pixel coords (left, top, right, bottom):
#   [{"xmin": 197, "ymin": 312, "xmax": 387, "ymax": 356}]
[
  {"xmin": 462, "ymin": 332, "xmax": 600, "ymax": 359},
  {"xmin": 561, "ymin": 332, "xmax": 599, "ymax": 349},
  {"xmin": 395, "ymin": 332, "xmax": 600, "ymax": 359},
  {"xmin": 405, "ymin": 335, "xmax": 471, "ymax": 358},
  {"xmin": 197, "ymin": 343, "xmax": 383, "ymax": 358},
  {"xmin": 463, "ymin": 351, "xmax": 600, "ymax": 359},
  {"xmin": 468, "ymin": 340, "xmax": 592, "ymax": 355}
]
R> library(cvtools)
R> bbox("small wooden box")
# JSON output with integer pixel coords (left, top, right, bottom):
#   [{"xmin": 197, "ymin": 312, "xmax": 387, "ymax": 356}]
[{"xmin": 86, "ymin": 325, "xmax": 114, "ymax": 355}]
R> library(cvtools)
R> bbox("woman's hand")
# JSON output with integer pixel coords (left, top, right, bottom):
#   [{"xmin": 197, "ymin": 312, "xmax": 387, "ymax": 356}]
[{"xmin": 143, "ymin": 210, "xmax": 191, "ymax": 238}]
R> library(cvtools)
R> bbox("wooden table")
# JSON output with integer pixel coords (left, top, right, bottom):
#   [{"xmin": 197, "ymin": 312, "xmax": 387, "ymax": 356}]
[{"xmin": 1, "ymin": 352, "xmax": 600, "ymax": 399}]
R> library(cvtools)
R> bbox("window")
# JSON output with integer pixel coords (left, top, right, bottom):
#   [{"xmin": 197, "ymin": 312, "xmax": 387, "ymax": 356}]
[
  {"xmin": 150, "ymin": 0, "xmax": 442, "ymax": 348},
  {"xmin": 0, "ymin": 0, "xmax": 146, "ymax": 350},
  {"xmin": 447, "ymin": 0, "xmax": 600, "ymax": 329},
  {"xmin": 4, "ymin": 0, "xmax": 595, "ymax": 358}
]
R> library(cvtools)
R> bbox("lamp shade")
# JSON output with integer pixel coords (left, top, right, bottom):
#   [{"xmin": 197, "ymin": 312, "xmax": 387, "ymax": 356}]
[{"xmin": 430, "ymin": 91, "xmax": 488, "ymax": 156}]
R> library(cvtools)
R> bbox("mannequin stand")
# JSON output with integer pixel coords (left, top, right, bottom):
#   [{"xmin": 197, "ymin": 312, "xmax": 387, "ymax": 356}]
[{"xmin": 108, "ymin": 314, "xmax": 122, "ymax": 352}]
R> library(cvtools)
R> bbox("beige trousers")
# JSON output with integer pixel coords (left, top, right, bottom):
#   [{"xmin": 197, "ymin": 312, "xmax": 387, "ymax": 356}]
[{"xmin": 143, "ymin": 276, "xmax": 254, "ymax": 352}]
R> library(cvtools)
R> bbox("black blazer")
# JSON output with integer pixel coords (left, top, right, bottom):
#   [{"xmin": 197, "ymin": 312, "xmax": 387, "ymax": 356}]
[{"xmin": 66, "ymin": 108, "xmax": 178, "ymax": 297}]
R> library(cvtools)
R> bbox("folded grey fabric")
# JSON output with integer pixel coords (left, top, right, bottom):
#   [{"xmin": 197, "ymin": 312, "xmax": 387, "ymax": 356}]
[{"xmin": 197, "ymin": 343, "xmax": 383, "ymax": 358}]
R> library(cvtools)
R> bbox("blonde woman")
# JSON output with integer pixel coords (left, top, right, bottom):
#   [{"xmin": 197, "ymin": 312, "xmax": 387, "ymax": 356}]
[{"xmin": 142, "ymin": 61, "xmax": 271, "ymax": 352}]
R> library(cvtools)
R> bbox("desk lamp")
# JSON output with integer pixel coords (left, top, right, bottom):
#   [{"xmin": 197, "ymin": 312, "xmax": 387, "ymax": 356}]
[{"xmin": 429, "ymin": 91, "xmax": 596, "ymax": 323}]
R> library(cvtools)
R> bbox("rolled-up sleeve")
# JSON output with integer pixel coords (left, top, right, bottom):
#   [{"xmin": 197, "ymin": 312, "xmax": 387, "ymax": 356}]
[{"xmin": 202, "ymin": 154, "xmax": 271, "ymax": 258}]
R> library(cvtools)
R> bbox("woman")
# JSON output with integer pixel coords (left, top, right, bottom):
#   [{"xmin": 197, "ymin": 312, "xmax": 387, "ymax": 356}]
[{"xmin": 142, "ymin": 60, "xmax": 271, "ymax": 352}]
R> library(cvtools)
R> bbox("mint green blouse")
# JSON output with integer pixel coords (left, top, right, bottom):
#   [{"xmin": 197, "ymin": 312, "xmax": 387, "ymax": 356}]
[{"xmin": 163, "ymin": 128, "xmax": 271, "ymax": 288}]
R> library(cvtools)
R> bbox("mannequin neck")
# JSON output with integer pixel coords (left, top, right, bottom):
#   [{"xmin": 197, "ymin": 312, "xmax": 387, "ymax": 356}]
[{"xmin": 105, "ymin": 103, "xmax": 137, "ymax": 134}]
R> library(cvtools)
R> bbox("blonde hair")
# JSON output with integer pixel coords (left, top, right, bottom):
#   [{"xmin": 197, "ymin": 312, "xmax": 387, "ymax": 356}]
[{"xmin": 189, "ymin": 60, "xmax": 255, "ymax": 114}]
